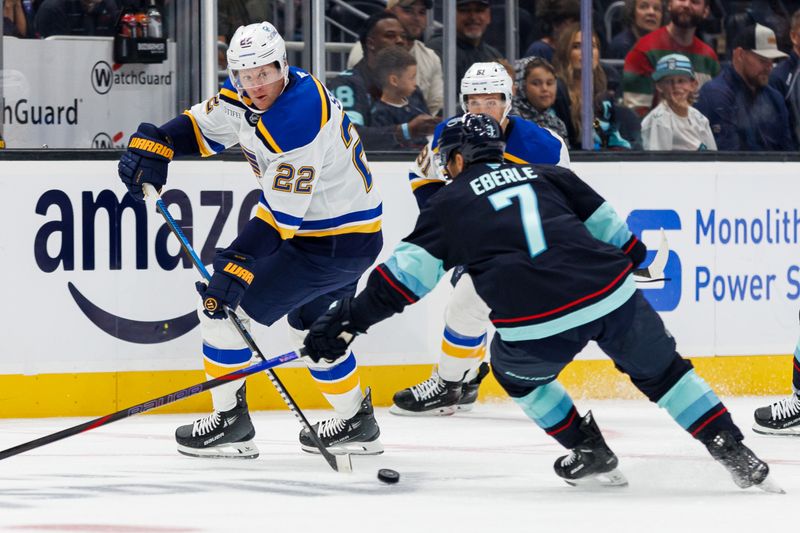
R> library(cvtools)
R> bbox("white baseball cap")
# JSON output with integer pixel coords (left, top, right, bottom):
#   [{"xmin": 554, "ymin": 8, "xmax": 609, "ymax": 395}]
[{"xmin": 732, "ymin": 23, "xmax": 788, "ymax": 60}]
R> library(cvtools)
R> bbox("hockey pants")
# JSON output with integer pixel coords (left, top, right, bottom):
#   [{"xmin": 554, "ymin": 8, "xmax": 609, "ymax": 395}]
[
  {"xmin": 491, "ymin": 291, "xmax": 743, "ymax": 448},
  {"xmin": 200, "ymin": 243, "xmax": 375, "ymax": 419}
]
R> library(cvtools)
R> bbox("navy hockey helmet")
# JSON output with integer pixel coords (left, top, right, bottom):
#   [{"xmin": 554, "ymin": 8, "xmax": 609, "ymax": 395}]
[{"xmin": 436, "ymin": 113, "xmax": 505, "ymax": 176}]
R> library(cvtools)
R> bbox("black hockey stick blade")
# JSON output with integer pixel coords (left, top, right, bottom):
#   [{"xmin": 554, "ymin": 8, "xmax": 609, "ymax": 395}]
[
  {"xmin": 144, "ymin": 184, "xmax": 352, "ymax": 473},
  {"xmin": 0, "ymin": 351, "xmax": 299, "ymax": 462},
  {"xmin": 633, "ymin": 228, "xmax": 669, "ymax": 280}
]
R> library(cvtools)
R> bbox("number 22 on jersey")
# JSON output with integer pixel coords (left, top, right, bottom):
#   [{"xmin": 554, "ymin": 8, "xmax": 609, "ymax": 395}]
[{"xmin": 488, "ymin": 184, "xmax": 547, "ymax": 258}]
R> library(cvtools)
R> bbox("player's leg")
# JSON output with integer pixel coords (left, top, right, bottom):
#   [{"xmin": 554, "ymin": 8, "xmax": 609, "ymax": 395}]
[
  {"xmin": 491, "ymin": 332, "xmax": 627, "ymax": 487},
  {"xmin": 287, "ymin": 281, "xmax": 383, "ymax": 455},
  {"xmin": 753, "ymin": 333, "xmax": 800, "ymax": 435},
  {"xmin": 597, "ymin": 291, "xmax": 772, "ymax": 489},
  {"xmin": 391, "ymin": 272, "xmax": 491, "ymax": 416},
  {"xmin": 174, "ymin": 306, "xmax": 259, "ymax": 459}
]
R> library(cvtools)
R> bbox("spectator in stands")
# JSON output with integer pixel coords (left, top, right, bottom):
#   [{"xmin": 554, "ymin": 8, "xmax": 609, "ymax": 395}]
[
  {"xmin": 522, "ymin": 0, "xmax": 580, "ymax": 63},
  {"xmin": 3, "ymin": 0, "xmax": 28, "ymax": 37},
  {"xmin": 328, "ymin": 11, "xmax": 438, "ymax": 151},
  {"xmin": 769, "ymin": 9, "xmax": 800, "ymax": 144},
  {"xmin": 642, "ymin": 54, "xmax": 716, "ymax": 150},
  {"xmin": 512, "ymin": 57, "xmax": 569, "ymax": 142},
  {"xmin": 427, "ymin": 0, "xmax": 504, "ymax": 88},
  {"xmin": 623, "ymin": 0, "xmax": 720, "ymax": 117},
  {"xmin": 370, "ymin": 47, "xmax": 434, "ymax": 149},
  {"xmin": 35, "ymin": 0, "xmax": 120, "ymax": 37},
  {"xmin": 347, "ymin": 0, "xmax": 443, "ymax": 116},
  {"xmin": 608, "ymin": 0, "xmax": 664, "ymax": 59},
  {"xmin": 552, "ymin": 23, "xmax": 634, "ymax": 149},
  {"xmin": 695, "ymin": 23, "xmax": 797, "ymax": 151}
]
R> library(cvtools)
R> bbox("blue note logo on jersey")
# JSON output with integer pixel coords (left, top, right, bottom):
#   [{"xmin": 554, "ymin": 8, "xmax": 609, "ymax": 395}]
[{"xmin": 627, "ymin": 209, "xmax": 682, "ymax": 312}]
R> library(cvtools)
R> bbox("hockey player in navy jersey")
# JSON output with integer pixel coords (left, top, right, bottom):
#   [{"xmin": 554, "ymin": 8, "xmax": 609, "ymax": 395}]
[
  {"xmin": 753, "ymin": 334, "xmax": 800, "ymax": 435},
  {"xmin": 117, "ymin": 22, "xmax": 383, "ymax": 459},
  {"xmin": 303, "ymin": 114, "xmax": 776, "ymax": 491},
  {"xmin": 392, "ymin": 62, "xmax": 570, "ymax": 416}
]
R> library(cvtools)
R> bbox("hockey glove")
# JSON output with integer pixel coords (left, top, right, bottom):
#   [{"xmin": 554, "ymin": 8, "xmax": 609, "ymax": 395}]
[
  {"xmin": 195, "ymin": 250, "xmax": 256, "ymax": 320},
  {"xmin": 304, "ymin": 297, "xmax": 368, "ymax": 363},
  {"xmin": 118, "ymin": 123, "xmax": 174, "ymax": 202}
]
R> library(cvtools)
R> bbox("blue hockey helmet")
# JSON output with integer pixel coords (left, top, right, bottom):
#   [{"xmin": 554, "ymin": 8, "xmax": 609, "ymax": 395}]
[{"xmin": 436, "ymin": 113, "xmax": 505, "ymax": 176}]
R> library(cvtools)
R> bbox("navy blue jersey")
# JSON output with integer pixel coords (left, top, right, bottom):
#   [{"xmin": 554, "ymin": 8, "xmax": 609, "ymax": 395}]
[{"xmin": 354, "ymin": 162, "xmax": 646, "ymax": 341}]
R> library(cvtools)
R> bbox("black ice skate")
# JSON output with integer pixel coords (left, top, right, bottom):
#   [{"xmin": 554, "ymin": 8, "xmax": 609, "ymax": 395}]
[
  {"xmin": 456, "ymin": 362, "xmax": 490, "ymax": 412},
  {"xmin": 553, "ymin": 411, "xmax": 628, "ymax": 487},
  {"xmin": 705, "ymin": 431, "xmax": 782, "ymax": 492},
  {"xmin": 175, "ymin": 384, "xmax": 258, "ymax": 459},
  {"xmin": 753, "ymin": 392, "xmax": 800, "ymax": 436},
  {"xmin": 299, "ymin": 388, "xmax": 383, "ymax": 455},
  {"xmin": 389, "ymin": 373, "xmax": 463, "ymax": 416}
]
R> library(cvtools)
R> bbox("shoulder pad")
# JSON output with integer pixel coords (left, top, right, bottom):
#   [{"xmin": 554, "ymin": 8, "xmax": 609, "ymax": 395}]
[
  {"xmin": 255, "ymin": 68, "xmax": 333, "ymax": 153},
  {"xmin": 504, "ymin": 117, "xmax": 562, "ymax": 165}
]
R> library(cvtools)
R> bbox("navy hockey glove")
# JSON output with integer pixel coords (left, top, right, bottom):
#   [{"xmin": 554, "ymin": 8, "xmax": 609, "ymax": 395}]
[
  {"xmin": 195, "ymin": 250, "xmax": 256, "ymax": 320},
  {"xmin": 118, "ymin": 123, "xmax": 174, "ymax": 202},
  {"xmin": 303, "ymin": 297, "xmax": 368, "ymax": 363}
]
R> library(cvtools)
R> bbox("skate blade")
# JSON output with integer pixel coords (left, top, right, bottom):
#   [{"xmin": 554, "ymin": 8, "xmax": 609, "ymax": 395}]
[
  {"xmin": 177, "ymin": 440, "xmax": 259, "ymax": 459},
  {"xmin": 301, "ymin": 439, "xmax": 384, "ymax": 456},
  {"xmin": 389, "ymin": 404, "xmax": 457, "ymax": 417},
  {"xmin": 455, "ymin": 403, "xmax": 476, "ymax": 412},
  {"xmin": 752, "ymin": 423, "xmax": 800, "ymax": 436},
  {"xmin": 564, "ymin": 468, "xmax": 629, "ymax": 488},
  {"xmin": 755, "ymin": 475, "xmax": 786, "ymax": 494}
]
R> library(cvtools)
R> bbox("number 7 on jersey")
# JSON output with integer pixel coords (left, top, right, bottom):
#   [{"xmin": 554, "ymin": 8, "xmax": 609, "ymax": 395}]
[{"xmin": 488, "ymin": 184, "xmax": 548, "ymax": 258}]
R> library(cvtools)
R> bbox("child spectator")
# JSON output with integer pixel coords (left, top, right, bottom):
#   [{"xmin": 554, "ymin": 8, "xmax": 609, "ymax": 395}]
[
  {"xmin": 512, "ymin": 57, "xmax": 569, "ymax": 142},
  {"xmin": 608, "ymin": 0, "xmax": 664, "ymax": 59},
  {"xmin": 370, "ymin": 46, "xmax": 434, "ymax": 149},
  {"xmin": 642, "ymin": 53, "xmax": 717, "ymax": 150}
]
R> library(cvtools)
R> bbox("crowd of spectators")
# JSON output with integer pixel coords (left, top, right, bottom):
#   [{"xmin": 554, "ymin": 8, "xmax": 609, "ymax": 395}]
[{"xmin": 5, "ymin": 0, "xmax": 800, "ymax": 153}]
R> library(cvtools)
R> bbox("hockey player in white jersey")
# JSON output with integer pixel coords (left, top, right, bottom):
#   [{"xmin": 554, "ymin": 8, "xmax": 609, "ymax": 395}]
[
  {"xmin": 391, "ymin": 62, "xmax": 571, "ymax": 416},
  {"xmin": 117, "ymin": 22, "xmax": 383, "ymax": 458}
]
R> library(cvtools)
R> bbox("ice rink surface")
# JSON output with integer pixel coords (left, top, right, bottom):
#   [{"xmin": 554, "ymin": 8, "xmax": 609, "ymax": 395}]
[{"xmin": 0, "ymin": 396, "xmax": 796, "ymax": 533}]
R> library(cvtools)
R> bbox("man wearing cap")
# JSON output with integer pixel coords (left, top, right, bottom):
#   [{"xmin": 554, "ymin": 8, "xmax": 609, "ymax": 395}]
[
  {"xmin": 427, "ymin": 0, "xmax": 504, "ymax": 87},
  {"xmin": 696, "ymin": 23, "xmax": 797, "ymax": 151},
  {"xmin": 346, "ymin": 0, "xmax": 444, "ymax": 115},
  {"xmin": 623, "ymin": 0, "xmax": 720, "ymax": 117},
  {"xmin": 769, "ymin": 9, "xmax": 800, "ymax": 145},
  {"xmin": 642, "ymin": 53, "xmax": 716, "ymax": 150}
]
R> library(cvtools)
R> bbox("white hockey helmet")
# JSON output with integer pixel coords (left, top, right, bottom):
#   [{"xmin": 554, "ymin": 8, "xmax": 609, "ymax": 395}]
[
  {"xmin": 227, "ymin": 21, "xmax": 289, "ymax": 112},
  {"xmin": 460, "ymin": 62, "xmax": 513, "ymax": 122}
]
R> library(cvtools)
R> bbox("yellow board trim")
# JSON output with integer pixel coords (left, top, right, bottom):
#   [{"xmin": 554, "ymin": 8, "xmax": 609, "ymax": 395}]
[
  {"xmin": 256, "ymin": 206, "xmax": 297, "ymax": 239},
  {"xmin": 296, "ymin": 219, "xmax": 382, "ymax": 237},
  {"xmin": 0, "ymin": 355, "xmax": 793, "ymax": 417},
  {"xmin": 182, "ymin": 111, "xmax": 214, "ymax": 158},
  {"xmin": 313, "ymin": 370, "xmax": 361, "ymax": 395},
  {"xmin": 503, "ymin": 152, "xmax": 529, "ymax": 164}
]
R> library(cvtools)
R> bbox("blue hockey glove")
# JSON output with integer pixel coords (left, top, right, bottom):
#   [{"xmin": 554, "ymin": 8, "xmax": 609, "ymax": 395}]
[
  {"xmin": 303, "ymin": 297, "xmax": 367, "ymax": 363},
  {"xmin": 195, "ymin": 250, "xmax": 256, "ymax": 320},
  {"xmin": 118, "ymin": 123, "xmax": 174, "ymax": 202}
]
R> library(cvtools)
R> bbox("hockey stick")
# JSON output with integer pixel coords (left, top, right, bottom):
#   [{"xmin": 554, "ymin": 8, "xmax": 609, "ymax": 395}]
[
  {"xmin": 144, "ymin": 184, "xmax": 352, "ymax": 473},
  {"xmin": 0, "ymin": 351, "xmax": 299, "ymax": 461},
  {"xmin": 633, "ymin": 228, "xmax": 669, "ymax": 281}
]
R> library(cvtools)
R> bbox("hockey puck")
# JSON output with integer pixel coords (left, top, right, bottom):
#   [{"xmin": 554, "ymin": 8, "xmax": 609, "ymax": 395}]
[{"xmin": 377, "ymin": 468, "xmax": 400, "ymax": 484}]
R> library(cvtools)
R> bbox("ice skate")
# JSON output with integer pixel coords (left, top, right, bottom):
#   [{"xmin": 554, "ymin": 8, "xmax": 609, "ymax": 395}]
[
  {"xmin": 456, "ymin": 362, "xmax": 490, "ymax": 412},
  {"xmin": 175, "ymin": 384, "xmax": 258, "ymax": 459},
  {"xmin": 753, "ymin": 392, "xmax": 800, "ymax": 436},
  {"xmin": 299, "ymin": 388, "xmax": 383, "ymax": 455},
  {"xmin": 390, "ymin": 373, "xmax": 463, "ymax": 416},
  {"xmin": 705, "ymin": 430, "xmax": 783, "ymax": 493},
  {"xmin": 553, "ymin": 411, "xmax": 628, "ymax": 487}
]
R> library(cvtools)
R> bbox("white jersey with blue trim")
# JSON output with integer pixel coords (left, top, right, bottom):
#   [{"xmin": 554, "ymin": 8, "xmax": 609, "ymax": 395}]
[
  {"xmin": 408, "ymin": 115, "xmax": 570, "ymax": 203},
  {"xmin": 184, "ymin": 67, "xmax": 382, "ymax": 256}
]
